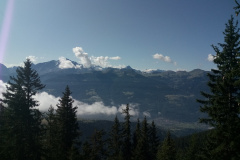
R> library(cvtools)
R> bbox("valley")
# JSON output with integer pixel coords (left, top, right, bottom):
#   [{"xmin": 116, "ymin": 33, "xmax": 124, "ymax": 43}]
[{"xmin": 0, "ymin": 60, "xmax": 210, "ymax": 134}]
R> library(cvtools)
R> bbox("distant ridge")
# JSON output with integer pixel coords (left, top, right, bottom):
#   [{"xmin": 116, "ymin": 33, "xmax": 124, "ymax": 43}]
[{"xmin": 0, "ymin": 59, "xmax": 209, "ymax": 123}]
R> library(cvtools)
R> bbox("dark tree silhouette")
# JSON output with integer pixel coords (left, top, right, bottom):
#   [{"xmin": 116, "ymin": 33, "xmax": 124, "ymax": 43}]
[
  {"xmin": 157, "ymin": 131, "xmax": 176, "ymax": 160},
  {"xmin": 55, "ymin": 86, "xmax": 80, "ymax": 160},
  {"xmin": 0, "ymin": 59, "xmax": 45, "ymax": 160},
  {"xmin": 108, "ymin": 116, "xmax": 123, "ymax": 160},
  {"xmin": 121, "ymin": 104, "xmax": 132, "ymax": 160},
  {"xmin": 197, "ymin": 16, "xmax": 240, "ymax": 159}
]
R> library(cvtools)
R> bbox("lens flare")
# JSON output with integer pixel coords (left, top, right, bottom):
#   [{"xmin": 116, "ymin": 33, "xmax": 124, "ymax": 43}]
[{"xmin": 0, "ymin": 0, "xmax": 14, "ymax": 63}]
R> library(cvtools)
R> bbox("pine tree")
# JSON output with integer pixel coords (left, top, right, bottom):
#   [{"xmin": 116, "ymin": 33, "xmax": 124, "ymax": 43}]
[
  {"xmin": 69, "ymin": 145, "xmax": 81, "ymax": 160},
  {"xmin": 108, "ymin": 116, "xmax": 123, "ymax": 160},
  {"xmin": 121, "ymin": 104, "xmax": 132, "ymax": 160},
  {"xmin": 0, "ymin": 59, "xmax": 45, "ymax": 160},
  {"xmin": 197, "ymin": 16, "xmax": 240, "ymax": 159},
  {"xmin": 132, "ymin": 118, "xmax": 141, "ymax": 152},
  {"xmin": 149, "ymin": 121, "xmax": 160, "ymax": 160},
  {"xmin": 81, "ymin": 141, "xmax": 92, "ymax": 160},
  {"xmin": 45, "ymin": 105, "xmax": 59, "ymax": 160},
  {"xmin": 184, "ymin": 134, "xmax": 201, "ymax": 160},
  {"xmin": 0, "ymin": 103, "xmax": 6, "ymax": 156},
  {"xmin": 234, "ymin": 0, "xmax": 240, "ymax": 16},
  {"xmin": 89, "ymin": 129, "xmax": 107, "ymax": 160},
  {"xmin": 55, "ymin": 86, "xmax": 80, "ymax": 160},
  {"xmin": 0, "ymin": 84, "xmax": 28, "ymax": 159},
  {"xmin": 157, "ymin": 131, "xmax": 176, "ymax": 160},
  {"xmin": 133, "ymin": 116, "xmax": 150, "ymax": 160}
]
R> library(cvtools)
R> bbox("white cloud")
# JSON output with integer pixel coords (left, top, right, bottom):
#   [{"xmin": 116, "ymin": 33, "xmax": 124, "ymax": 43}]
[
  {"xmin": 143, "ymin": 111, "xmax": 151, "ymax": 118},
  {"xmin": 118, "ymin": 104, "xmax": 139, "ymax": 117},
  {"xmin": 0, "ymin": 81, "xmax": 139, "ymax": 118},
  {"xmin": 176, "ymin": 68, "xmax": 186, "ymax": 71},
  {"xmin": 73, "ymin": 47, "xmax": 92, "ymax": 68},
  {"xmin": 0, "ymin": 80, "xmax": 7, "ymax": 99},
  {"xmin": 35, "ymin": 93, "xmax": 116, "ymax": 116},
  {"xmin": 153, "ymin": 53, "xmax": 171, "ymax": 62},
  {"xmin": 90, "ymin": 56, "xmax": 109, "ymax": 68},
  {"xmin": 74, "ymin": 101, "xmax": 118, "ymax": 116},
  {"xmin": 207, "ymin": 54, "xmax": 215, "ymax": 62},
  {"xmin": 26, "ymin": 56, "xmax": 38, "ymax": 63},
  {"xmin": 34, "ymin": 92, "xmax": 60, "ymax": 111},
  {"xmin": 90, "ymin": 56, "xmax": 122, "ymax": 68},
  {"xmin": 111, "ymin": 65, "xmax": 126, "ymax": 69},
  {"xmin": 4, "ymin": 63, "xmax": 23, "ymax": 68},
  {"xmin": 34, "ymin": 91, "xmax": 139, "ymax": 117},
  {"xmin": 34, "ymin": 91, "xmax": 119, "ymax": 115},
  {"xmin": 58, "ymin": 57, "xmax": 76, "ymax": 69},
  {"xmin": 153, "ymin": 53, "xmax": 176, "ymax": 65},
  {"xmin": 143, "ymin": 69, "xmax": 156, "ymax": 73},
  {"xmin": 109, "ymin": 56, "xmax": 121, "ymax": 60},
  {"xmin": 72, "ymin": 46, "xmax": 122, "ymax": 68},
  {"xmin": 4, "ymin": 56, "xmax": 43, "ymax": 67}
]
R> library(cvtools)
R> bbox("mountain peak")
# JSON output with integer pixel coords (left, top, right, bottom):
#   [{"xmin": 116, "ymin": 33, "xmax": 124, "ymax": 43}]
[{"xmin": 124, "ymin": 65, "xmax": 133, "ymax": 70}]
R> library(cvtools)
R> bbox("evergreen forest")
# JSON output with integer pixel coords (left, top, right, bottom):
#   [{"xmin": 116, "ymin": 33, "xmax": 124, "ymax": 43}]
[{"xmin": 1, "ymin": 4, "xmax": 240, "ymax": 160}]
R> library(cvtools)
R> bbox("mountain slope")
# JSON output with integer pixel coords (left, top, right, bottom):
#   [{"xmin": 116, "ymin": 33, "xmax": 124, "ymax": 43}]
[{"xmin": 0, "ymin": 61, "xmax": 209, "ymax": 123}]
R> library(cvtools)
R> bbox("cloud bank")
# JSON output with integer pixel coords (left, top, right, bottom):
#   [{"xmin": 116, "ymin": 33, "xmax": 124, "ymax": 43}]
[
  {"xmin": 153, "ymin": 53, "xmax": 176, "ymax": 65},
  {"xmin": 35, "ymin": 92, "xmax": 139, "ymax": 117},
  {"xmin": 0, "ymin": 80, "xmax": 138, "ymax": 117},
  {"xmin": 90, "ymin": 56, "xmax": 122, "ymax": 68},
  {"xmin": 58, "ymin": 57, "xmax": 81, "ymax": 69},
  {"xmin": 58, "ymin": 46, "xmax": 122, "ymax": 69}
]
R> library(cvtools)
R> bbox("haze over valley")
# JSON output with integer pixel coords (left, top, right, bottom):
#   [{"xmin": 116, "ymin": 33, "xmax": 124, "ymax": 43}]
[{"xmin": 0, "ymin": 58, "xmax": 210, "ymax": 134}]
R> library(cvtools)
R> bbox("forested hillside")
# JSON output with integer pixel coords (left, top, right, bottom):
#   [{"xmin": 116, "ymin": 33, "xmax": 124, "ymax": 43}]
[
  {"xmin": 0, "ymin": 61, "xmax": 210, "ymax": 123},
  {"xmin": 1, "ymin": 7, "xmax": 240, "ymax": 159}
]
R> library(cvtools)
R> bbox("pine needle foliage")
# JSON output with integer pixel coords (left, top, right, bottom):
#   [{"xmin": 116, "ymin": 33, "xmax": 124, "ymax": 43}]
[
  {"xmin": 0, "ymin": 59, "xmax": 45, "ymax": 160},
  {"xmin": 197, "ymin": 16, "xmax": 240, "ymax": 159},
  {"xmin": 55, "ymin": 85, "xmax": 80, "ymax": 160}
]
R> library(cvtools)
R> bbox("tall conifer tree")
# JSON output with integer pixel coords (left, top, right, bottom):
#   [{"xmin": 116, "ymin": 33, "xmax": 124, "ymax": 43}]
[
  {"xmin": 81, "ymin": 141, "xmax": 92, "ymax": 160},
  {"xmin": 149, "ymin": 121, "xmax": 160, "ymax": 160},
  {"xmin": 133, "ymin": 116, "xmax": 150, "ymax": 160},
  {"xmin": 132, "ymin": 118, "xmax": 141, "ymax": 152},
  {"xmin": 55, "ymin": 85, "xmax": 79, "ymax": 160},
  {"xmin": 45, "ymin": 105, "xmax": 59, "ymax": 160},
  {"xmin": 184, "ymin": 134, "xmax": 201, "ymax": 160},
  {"xmin": 197, "ymin": 16, "xmax": 240, "ymax": 159},
  {"xmin": 157, "ymin": 131, "xmax": 176, "ymax": 160},
  {"xmin": 0, "ymin": 59, "xmax": 45, "ymax": 160},
  {"xmin": 89, "ymin": 129, "xmax": 107, "ymax": 160},
  {"xmin": 121, "ymin": 104, "xmax": 132, "ymax": 160},
  {"xmin": 108, "ymin": 116, "xmax": 123, "ymax": 160}
]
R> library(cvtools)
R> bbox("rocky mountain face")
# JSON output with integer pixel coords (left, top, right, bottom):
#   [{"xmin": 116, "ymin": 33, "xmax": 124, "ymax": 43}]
[{"xmin": 0, "ymin": 60, "xmax": 210, "ymax": 123}]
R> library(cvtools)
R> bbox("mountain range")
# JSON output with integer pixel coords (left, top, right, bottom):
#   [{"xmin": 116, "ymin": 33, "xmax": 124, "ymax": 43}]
[{"xmin": 0, "ymin": 59, "xmax": 210, "ymax": 131}]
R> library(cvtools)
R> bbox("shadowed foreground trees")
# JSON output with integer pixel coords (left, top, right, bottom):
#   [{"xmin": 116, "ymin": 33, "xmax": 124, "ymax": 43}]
[
  {"xmin": 0, "ymin": 59, "xmax": 45, "ymax": 160},
  {"xmin": 197, "ymin": 16, "xmax": 240, "ymax": 159},
  {"xmin": 121, "ymin": 104, "xmax": 132, "ymax": 160},
  {"xmin": 0, "ymin": 61, "xmax": 165, "ymax": 160},
  {"xmin": 107, "ymin": 116, "xmax": 123, "ymax": 160},
  {"xmin": 157, "ymin": 131, "xmax": 176, "ymax": 160},
  {"xmin": 45, "ymin": 86, "xmax": 80, "ymax": 160},
  {"xmin": 3, "ymin": 32, "xmax": 240, "ymax": 159},
  {"xmin": 0, "ymin": 58, "xmax": 211, "ymax": 160}
]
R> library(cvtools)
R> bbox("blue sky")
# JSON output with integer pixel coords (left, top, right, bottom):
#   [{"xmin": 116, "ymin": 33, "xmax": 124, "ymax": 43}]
[{"xmin": 0, "ymin": 0, "xmax": 237, "ymax": 71}]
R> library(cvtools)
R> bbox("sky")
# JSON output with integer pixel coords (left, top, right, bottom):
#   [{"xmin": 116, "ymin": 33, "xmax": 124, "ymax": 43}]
[{"xmin": 0, "ymin": 0, "xmax": 238, "ymax": 71}]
